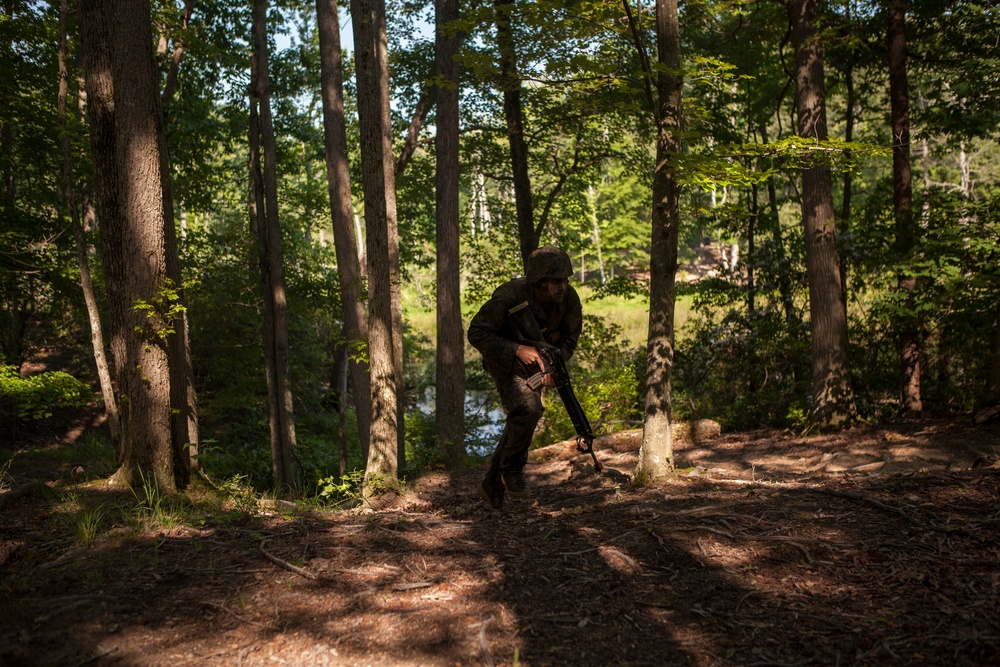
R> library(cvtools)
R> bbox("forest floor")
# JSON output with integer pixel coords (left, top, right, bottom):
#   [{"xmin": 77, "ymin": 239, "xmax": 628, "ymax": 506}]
[{"xmin": 1, "ymin": 416, "xmax": 999, "ymax": 667}]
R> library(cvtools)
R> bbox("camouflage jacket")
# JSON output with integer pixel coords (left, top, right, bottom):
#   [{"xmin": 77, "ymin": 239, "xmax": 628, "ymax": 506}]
[{"xmin": 467, "ymin": 277, "xmax": 583, "ymax": 381}]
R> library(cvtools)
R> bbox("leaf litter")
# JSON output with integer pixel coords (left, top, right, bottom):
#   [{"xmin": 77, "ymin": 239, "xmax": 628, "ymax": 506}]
[{"xmin": 0, "ymin": 418, "xmax": 998, "ymax": 666}]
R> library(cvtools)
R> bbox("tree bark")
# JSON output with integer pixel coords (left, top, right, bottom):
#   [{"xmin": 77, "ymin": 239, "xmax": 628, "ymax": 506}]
[
  {"xmin": 316, "ymin": 0, "xmax": 373, "ymax": 462},
  {"xmin": 987, "ymin": 302, "xmax": 1000, "ymax": 406},
  {"xmin": 351, "ymin": 0, "xmax": 400, "ymax": 481},
  {"xmin": 788, "ymin": 0, "xmax": 853, "ymax": 427},
  {"xmin": 435, "ymin": 0, "xmax": 466, "ymax": 467},
  {"xmin": 636, "ymin": 0, "xmax": 682, "ymax": 481},
  {"xmin": 251, "ymin": 0, "xmax": 300, "ymax": 496},
  {"xmin": 59, "ymin": 0, "xmax": 121, "ymax": 455},
  {"xmin": 494, "ymin": 0, "xmax": 536, "ymax": 268},
  {"xmin": 78, "ymin": 0, "xmax": 183, "ymax": 493},
  {"xmin": 888, "ymin": 0, "xmax": 922, "ymax": 413}
]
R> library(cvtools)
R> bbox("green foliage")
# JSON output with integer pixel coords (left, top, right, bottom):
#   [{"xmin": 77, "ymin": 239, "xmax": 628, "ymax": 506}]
[
  {"xmin": 674, "ymin": 308, "xmax": 811, "ymax": 430},
  {"xmin": 218, "ymin": 474, "xmax": 261, "ymax": 515},
  {"xmin": 537, "ymin": 314, "xmax": 644, "ymax": 444},
  {"xmin": 62, "ymin": 491, "xmax": 107, "ymax": 544},
  {"xmin": 129, "ymin": 469, "xmax": 180, "ymax": 531},
  {"xmin": 0, "ymin": 365, "xmax": 89, "ymax": 421},
  {"xmin": 315, "ymin": 469, "xmax": 365, "ymax": 506},
  {"xmin": 132, "ymin": 279, "xmax": 186, "ymax": 340}
]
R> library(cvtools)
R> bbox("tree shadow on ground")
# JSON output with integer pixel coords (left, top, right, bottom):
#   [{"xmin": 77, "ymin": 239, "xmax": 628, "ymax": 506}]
[{"xmin": 1, "ymin": 422, "xmax": 998, "ymax": 666}]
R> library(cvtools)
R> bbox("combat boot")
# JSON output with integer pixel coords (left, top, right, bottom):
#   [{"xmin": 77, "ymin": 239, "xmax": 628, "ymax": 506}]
[
  {"xmin": 479, "ymin": 474, "xmax": 505, "ymax": 509},
  {"xmin": 500, "ymin": 468, "xmax": 529, "ymax": 498}
]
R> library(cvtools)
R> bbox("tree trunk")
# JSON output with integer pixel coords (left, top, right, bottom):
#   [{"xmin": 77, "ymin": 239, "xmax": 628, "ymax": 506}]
[
  {"xmin": 788, "ymin": 0, "xmax": 853, "ymax": 427},
  {"xmin": 251, "ymin": 0, "xmax": 300, "ymax": 496},
  {"xmin": 588, "ymin": 184, "xmax": 606, "ymax": 284},
  {"xmin": 494, "ymin": 0, "xmax": 536, "ymax": 268},
  {"xmin": 839, "ymin": 62, "xmax": 853, "ymax": 319},
  {"xmin": 316, "ymin": 0, "xmax": 373, "ymax": 462},
  {"xmin": 78, "ymin": 0, "xmax": 183, "ymax": 494},
  {"xmin": 435, "ymin": 0, "xmax": 466, "ymax": 467},
  {"xmin": 759, "ymin": 125, "xmax": 797, "ymax": 328},
  {"xmin": 59, "ymin": 0, "xmax": 121, "ymax": 456},
  {"xmin": 987, "ymin": 302, "xmax": 1000, "ymax": 406},
  {"xmin": 351, "ymin": 0, "xmax": 400, "ymax": 481},
  {"xmin": 888, "ymin": 0, "xmax": 922, "ymax": 413},
  {"xmin": 636, "ymin": 0, "xmax": 682, "ymax": 481}
]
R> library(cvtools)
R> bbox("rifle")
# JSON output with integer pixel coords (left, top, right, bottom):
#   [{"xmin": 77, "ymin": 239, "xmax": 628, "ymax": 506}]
[{"xmin": 508, "ymin": 301, "xmax": 603, "ymax": 472}]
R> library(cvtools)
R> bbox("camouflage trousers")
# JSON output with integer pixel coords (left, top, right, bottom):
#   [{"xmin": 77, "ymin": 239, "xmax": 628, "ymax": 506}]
[{"xmin": 486, "ymin": 373, "xmax": 544, "ymax": 481}]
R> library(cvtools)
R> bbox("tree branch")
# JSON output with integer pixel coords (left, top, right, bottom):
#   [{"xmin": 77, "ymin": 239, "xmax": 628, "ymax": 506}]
[
  {"xmin": 622, "ymin": 0, "xmax": 657, "ymax": 122},
  {"xmin": 394, "ymin": 84, "xmax": 436, "ymax": 177}
]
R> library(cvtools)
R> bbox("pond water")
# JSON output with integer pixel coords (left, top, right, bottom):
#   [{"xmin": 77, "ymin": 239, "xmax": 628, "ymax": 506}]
[{"xmin": 415, "ymin": 387, "xmax": 505, "ymax": 457}]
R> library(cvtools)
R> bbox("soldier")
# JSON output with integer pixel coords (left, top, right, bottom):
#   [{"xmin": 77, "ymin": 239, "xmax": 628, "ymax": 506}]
[{"xmin": 467, "ymin": 246, "xmax": 583, "ymax": 509}]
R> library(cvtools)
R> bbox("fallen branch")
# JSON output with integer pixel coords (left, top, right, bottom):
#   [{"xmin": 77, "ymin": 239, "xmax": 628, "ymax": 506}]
[
  {"xmin": 391, "ymin": 581, "xmax": 435, "ymax": 591},
  {"xmin": 259, "ymin": 540, "xmax": 317, "ymax": 580},
  {"xmin": 0, "ymin": 480, "xmax": 47, "ymax": 511},
  {"xmin": 812, "ymin": 489, "xmax": 915, "ymax": 522},
  {"xmin": 477, "ymin": 616, "xmax": 495, "ymax": 667},
  {"xmin": 37, "ymin": 544, "xmax": 90, "ymax": 571}
]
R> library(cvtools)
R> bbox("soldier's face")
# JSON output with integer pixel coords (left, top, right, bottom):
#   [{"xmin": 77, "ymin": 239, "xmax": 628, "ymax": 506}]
[{"xmin": 536, "ymin": 277, "xmax": 568, "ymax": 304}]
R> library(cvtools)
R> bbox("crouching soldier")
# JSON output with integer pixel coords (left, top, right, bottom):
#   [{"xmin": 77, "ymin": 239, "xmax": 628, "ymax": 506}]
[{"xmin": 467, "ymin": 246, "xmax": 583, "ymax": 509}]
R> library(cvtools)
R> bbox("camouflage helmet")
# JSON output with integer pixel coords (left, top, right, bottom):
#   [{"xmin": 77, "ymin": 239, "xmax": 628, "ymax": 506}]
[{"xmin": 526, "ymin": 246, "xmax": 573, "ymax": 283}]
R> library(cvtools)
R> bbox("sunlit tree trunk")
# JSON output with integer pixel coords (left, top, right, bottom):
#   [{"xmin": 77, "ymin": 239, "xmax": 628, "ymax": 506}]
[
  {"xmin": 78, "ymin": 0, "xmax": 186, "ymax": 493},
  {"xmin": 435, "ymin": 0, "xmax": 466, "ymax": 467},
  {"xmin": 788, "ymin": 0, "xmax": 853, "ymax": 427},
  {"xmin": 351, "ymin": 0, "xmax": 401, "ymax": 481},
  {"xmin": 636, "ymin": 0, "xmax": 682, "ymax": 481},
  {"xmin": 316, "ymin": 0, "xmax": 372, "ymax": 461},
  {"xmin": 888, "ymin": 0, "xmax": 922, "ymax": 413},
  {"xmin": 250, "ymin": 0, "xmax": 300, "ymax": 496},
  {"xmin": 59, "ymin": 0, "xmax": 121, "ymax": 456}
]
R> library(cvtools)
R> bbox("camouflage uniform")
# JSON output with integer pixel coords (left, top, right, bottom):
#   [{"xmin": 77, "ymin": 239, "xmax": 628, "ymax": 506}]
[{"xmin": 467, "ymin": 247, "xmax": 583, "ymax": 507}]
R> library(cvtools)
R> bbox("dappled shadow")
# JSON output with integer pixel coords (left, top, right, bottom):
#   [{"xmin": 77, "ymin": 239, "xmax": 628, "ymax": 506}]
[{"xmin": 1, "ymin": 419, "xmax": 999, "ymax": 665}]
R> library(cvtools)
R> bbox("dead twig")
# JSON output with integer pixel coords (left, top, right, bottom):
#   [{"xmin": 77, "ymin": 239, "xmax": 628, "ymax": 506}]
[
  {"xmin": 477, "ymin": 616, "xmax": 495, "ymax": 667},
  {"xmin": 259, "ymin": 540, "xmax": 317, "ymax": 580}
]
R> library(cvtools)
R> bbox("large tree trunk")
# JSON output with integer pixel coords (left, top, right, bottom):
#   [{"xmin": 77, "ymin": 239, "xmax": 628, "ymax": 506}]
[
  {"xmin": 636, "ymin": 0, "xmax": 682, "ymax": 482},
  {"xmin": 251, "ymin": 0, "xmax": 300, "ymax": 496},
  {"xmin": 494, "ymin": 0, "xmax": 536, "ymax": 268},
  {"xmin": 59, "ymin": 0, "xmax": 121, "ymax": 456},
  {"xmin": 888, "ymin": 0, "xmax": 922, "ymax": 414},
  {"xmin": 78, "ymin": 0, "xmax": 185, "ymax": 494},
  {"xmin": 351, "ymin": 0, "xmax": 400, "ymax": 482},
  {"xmin": 434, "ymin": 0, "xmax": 466, "ymax": 467},
  {"xmin": 788, "ymin": 0, "xmax": 853, "ymax": 427},
  {"xmin": 316, "ymin": 0, "xmax": 373, "ymax": 462}
]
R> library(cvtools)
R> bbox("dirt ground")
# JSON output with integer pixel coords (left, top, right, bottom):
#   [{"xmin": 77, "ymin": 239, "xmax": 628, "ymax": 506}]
[{"xmin": 1, "ymin": 417, "xmax": 999, "ymax": 667}]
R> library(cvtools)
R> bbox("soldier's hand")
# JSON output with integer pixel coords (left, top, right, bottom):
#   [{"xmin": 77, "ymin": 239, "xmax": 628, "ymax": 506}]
[{"xmin": 516, "ymin": 344, "xmax": 544, "ymax": 370}]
